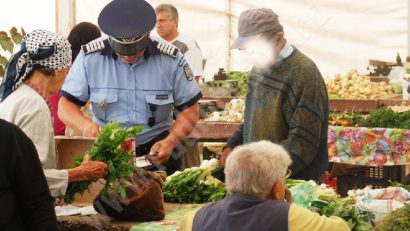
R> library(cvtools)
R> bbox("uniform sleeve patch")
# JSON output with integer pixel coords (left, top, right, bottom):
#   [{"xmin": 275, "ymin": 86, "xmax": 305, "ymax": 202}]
[{"xmin": 183, "ymin": 64, "xmax": 194, "ymax": 81}]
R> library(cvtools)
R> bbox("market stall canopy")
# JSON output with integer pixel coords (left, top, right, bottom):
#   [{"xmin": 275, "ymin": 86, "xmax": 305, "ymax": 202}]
[{"xmin": 0, "ymin": 0, "xmax": 407, "ymax": 79}]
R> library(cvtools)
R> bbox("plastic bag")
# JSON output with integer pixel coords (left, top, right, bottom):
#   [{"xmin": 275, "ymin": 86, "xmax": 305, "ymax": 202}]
[
  {"xmin": 388, "ymin": 66, "xmax": 406, "ymax": 95},
  {"xmin": 356, "ymin": 187, "xmax": 410, "ymax": 224},
  {"xmin": 290, "ymin": 182, "xmax": 316, "ymax": 208}
]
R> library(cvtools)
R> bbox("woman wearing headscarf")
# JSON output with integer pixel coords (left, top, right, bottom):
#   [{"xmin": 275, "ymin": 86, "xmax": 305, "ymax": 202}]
[{"xmin": 0, "ymin": 29, "xmax": 107, "ymax": 198}]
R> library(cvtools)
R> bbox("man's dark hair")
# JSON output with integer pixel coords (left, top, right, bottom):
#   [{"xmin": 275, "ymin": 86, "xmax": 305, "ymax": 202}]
[{"xmin": 68, "ymin": 22, "xmax": 101, "ymax": 61}]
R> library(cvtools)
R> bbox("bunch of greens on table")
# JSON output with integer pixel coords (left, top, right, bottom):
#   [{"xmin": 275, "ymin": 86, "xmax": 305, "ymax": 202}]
[
  {"xmin": 227, "ymin": 71, "xmax": 249, "ymax": 96},
  {"xmin": 376, "ymin": 203, "xmax": 410, "ymax": 231},
  {"xmin": 163, "ymin": 160, "xmax": 227, "ymax": 203},
  {"xmin": 64, "ymin": 122, "xmax": 143, "ymax": 204},
  {"xmin": 359, "ymin": 108, "xmax": 410, "ymax": 129},
  {"xmin": 286, "ymin": 179, "xmax": 373, "ymax": 231},
  {"xmin": 329, "ymin": 110, "xmax": 364, "ymax": 127},
  {"xmin": 391, "ymin": 181, "xmax": 410, "ymax": 192},
  {"xmin": 319, "ymin": 197, "xmax": 373, "ymax": 231}
]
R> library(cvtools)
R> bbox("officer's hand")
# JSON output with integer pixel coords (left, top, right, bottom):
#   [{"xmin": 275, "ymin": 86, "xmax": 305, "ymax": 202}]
[
  {"xmin": 149, "ymin": 139, "xmax": 175, "ymax": 164},
  {"xmin": 220, "ymin": 147, "xmax": 233, "ymax": 166},
  {"xmin": 83, "ymin": 122, "xmax": 100, "ymax": 137}
]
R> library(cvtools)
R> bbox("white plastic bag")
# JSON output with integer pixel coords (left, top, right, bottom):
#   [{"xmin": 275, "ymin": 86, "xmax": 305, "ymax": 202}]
[{"xmin": 388, "ymin": 66, "xmax": 406, "ymax": 96}]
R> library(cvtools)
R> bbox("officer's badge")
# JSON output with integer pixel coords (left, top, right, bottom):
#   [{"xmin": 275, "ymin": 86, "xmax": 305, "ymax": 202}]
[{"xmin": 183, "ymin": 64, "xmax": 194, "ymax": 81}]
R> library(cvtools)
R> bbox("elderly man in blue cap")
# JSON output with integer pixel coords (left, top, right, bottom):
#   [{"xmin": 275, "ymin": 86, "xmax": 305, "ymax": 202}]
[{"xmin": 59, "ymin": 0, "xmax": 202, "ymax": 175}]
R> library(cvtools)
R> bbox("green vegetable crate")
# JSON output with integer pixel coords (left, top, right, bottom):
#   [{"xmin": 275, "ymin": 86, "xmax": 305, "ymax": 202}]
[{"xmin": 337, "ymin": 165, "xmax": 403, "ymax": 197}]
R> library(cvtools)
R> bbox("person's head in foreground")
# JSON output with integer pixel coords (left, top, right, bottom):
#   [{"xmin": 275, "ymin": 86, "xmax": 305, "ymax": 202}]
[
  {"xmin": 184, "ymin": 141, "xmax": 350, "ymax": 231},
  {"xmin": 231, "ymin": 8, "xmax": 286, "ymax": 67},
  {"xmin": 225, "ymin": 140, "xmax": 291, "ymax": 200},
  {"xmin": 98, "ymin": 0, "xmax": 155, "ymax": 64},
  {"xmin": 0, "ymin": 29, "xmax": 71, "ymax": 101}
]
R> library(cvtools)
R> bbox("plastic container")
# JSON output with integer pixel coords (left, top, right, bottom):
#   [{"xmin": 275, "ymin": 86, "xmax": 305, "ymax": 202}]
[{"xmin": 336, "ymin": 166, "xmax": 402, "ymax": 197}]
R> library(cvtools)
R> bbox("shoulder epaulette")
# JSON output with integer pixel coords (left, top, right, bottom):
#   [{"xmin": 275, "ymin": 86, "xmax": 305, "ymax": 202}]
[
  {"xmin": 155, "ymin": 41, "xmax": 179, "ymax": 58},
  {"xmin": 82, "ymin": 39, "xmax": 107, "ymax": 55}
]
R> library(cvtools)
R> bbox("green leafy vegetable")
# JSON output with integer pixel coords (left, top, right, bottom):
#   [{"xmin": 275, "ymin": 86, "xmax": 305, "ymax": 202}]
[
  {"xmin": 286, "ymin": 179, "xmax": 307, "ymax": 188},
  {"xmin": 376, "ymin": 203, "xmax": 410, "ymax": 231},
  {"xmin": 320, "ymin": 197, "xmax": 373, "ymax": 231},
  {"xmin": 163, "ymin": 167, "xmax": 227, "ymax": 203},
  {"xmin": 359, "ymin": 108, "xmax": 410, "ymax": 129},
  {"xmin": 64, "ymin": 122, "xmax": 143, "ymax": 204},
  {"xmin": 391, "ymin": 181, "xmax": 410, "ymax": 192},
  {"xmin": 227, "ymin": 71, "xmax": 249, "ymax": 96}
]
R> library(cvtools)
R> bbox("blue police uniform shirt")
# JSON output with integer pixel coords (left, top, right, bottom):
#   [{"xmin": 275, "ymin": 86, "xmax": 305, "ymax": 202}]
[{"xmin": 61, "ymin": 35, "xmax": 202, "ymax": 145}]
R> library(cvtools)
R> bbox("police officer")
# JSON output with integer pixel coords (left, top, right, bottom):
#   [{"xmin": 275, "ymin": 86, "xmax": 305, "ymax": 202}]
[{"xmin": 58, "ymin": 0, "xmax": 202, "ymax": 175}]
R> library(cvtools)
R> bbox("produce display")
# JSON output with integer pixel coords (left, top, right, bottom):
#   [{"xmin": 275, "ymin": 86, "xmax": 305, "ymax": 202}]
[
  {"xmin": 329, "ymin": 111, "xmax": 363, "ymax": 127},
  {"xmin": 376, "ymin": 203, "xmax": 410, "ymax": 231},
  {"xmin": 320, "ymin": 197, "xmax": 373, "ymax": 231},
  {"xmin": 287, "ymin": 180, "xmax": 374, "ymax": 231},
  {"xmin": 286, "ymin": 179, "xmax": 339, "ymax": 205},
  {"xmin": 163, "ymin": 159, "xmax": 227, "ymax": 203},
  {"xmin": 205, "ymin": 98, "xmax": 245, "ymax": 122},
  {"xmin": 387, "ymin": 103, "xmax": 410, "ymax": 113},
  {"xmin": 226, "ymin": 71, "xmax": 249, "ymax": 96},
  {"xmin": 359, "ymin": 108, "xmax": 410, "ymax": 129},
  {"xmin": 329, "ymin": 108, "xmax": 410, "ymax": 128},
  {"xmin": 326, "ymin": 70, "xmax": 395, "ymax": 99},
  {"xmin": 64, "ymin": 122, "xmax": 143, "ymax": 204}
]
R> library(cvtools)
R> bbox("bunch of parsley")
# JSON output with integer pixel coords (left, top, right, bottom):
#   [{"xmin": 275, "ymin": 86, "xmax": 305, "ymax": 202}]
[
  {"xmin": 320, "ymin": 197, "xmax": 373, "ymax": 231},
  {"xmin": 163, "ymin": 167, "xmax": 227, "ymax": 203},
  {"xmin": 376, "ymin": 203, "xmax": 410, "ymax": 231},
  {"xmin": 64, "ymin": 122, "xmax": 143, "ymax": 204}
]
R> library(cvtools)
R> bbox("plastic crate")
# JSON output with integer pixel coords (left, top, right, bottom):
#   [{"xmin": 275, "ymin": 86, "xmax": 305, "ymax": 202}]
[
  {"xmin": 323, "ymin": 171, "xmax": 337, "ymax": 190},
  {"xmin": 336, "ymin": 166, "xmax": 402, "ymax": 197}
]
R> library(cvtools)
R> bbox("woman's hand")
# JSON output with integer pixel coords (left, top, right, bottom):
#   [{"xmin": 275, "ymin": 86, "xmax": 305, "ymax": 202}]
[{"xmin": 68, "ymin": 154, "xmax": 108, "ymax": 182}]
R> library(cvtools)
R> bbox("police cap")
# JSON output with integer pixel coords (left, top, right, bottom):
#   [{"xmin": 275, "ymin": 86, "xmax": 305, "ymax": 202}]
[{"xmin": 98, "ymin": 0, "xmax": 156, "ymax": 56}]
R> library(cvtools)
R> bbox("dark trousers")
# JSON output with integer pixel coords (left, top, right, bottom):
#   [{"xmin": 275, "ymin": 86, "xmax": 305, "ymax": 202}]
[{"xmin": 135, "ymin": 130, "xmax": 181, "ymax": 176}]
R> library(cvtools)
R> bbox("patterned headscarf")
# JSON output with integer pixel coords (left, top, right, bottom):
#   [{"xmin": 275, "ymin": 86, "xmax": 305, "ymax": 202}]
[{"xmin": 0, "ymin": 29, "xmax": 72, "ymax": 101}]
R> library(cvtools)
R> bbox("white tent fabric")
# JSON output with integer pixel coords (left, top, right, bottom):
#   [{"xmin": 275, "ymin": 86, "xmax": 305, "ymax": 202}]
[
  {"xmin": 1, "ymin": 0, "xmax": 55, "ymax": 32},
  {"xmin": 76, "ymin": 0, "xmax": 407, "ymax": 80},
  {"xmin": 0, "ymin": 0, "xmax": 407, "ymax": 80}
]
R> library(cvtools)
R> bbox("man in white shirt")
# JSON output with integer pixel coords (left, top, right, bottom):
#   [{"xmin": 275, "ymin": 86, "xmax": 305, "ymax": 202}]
[
  {"xmin": 155, "ymin": 4, "xmax": 203, "ymax": 169},
  {"xmin": 155, "ymin": 3, "xmax": 203, "ymax": 83}
]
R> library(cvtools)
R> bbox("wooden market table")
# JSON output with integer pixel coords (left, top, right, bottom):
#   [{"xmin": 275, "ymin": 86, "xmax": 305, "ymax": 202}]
[
  {"xmin": 57, "ymin": 203, "xmax": 201, "ymax": 231},
  {"xmin": 200, "ymin": 95, "xmax": 408, "ymax": 113}
]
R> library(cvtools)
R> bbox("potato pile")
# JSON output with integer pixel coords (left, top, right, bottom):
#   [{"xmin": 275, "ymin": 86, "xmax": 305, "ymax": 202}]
[{"xmin": 326, "ymin": 70, "xmax": 394, "ymax": 99}]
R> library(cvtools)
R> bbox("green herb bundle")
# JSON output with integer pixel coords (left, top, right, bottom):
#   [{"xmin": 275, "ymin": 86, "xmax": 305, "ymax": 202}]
[
  {"xmin": 376, "ymin": 203, "xmax": 410, "ymax": 231},
  {"xmin": 320, "ymin": 197, "xmax": 373, "ymax": 231},
  {"xmin": 227, "ymin": 71, "xmax": 249, "ymax": 96},
  {"xmin": 359, "ymin": 108, "xmax": 410, "ymax": 129},
  {"xmin": 64, "ymin": 122, "xmax": 143, "ymax": 204},
  {"xmin": 163, "ymin": 167, "xmax": 227, "ymax": 203}
]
